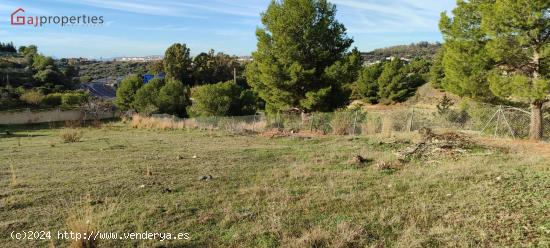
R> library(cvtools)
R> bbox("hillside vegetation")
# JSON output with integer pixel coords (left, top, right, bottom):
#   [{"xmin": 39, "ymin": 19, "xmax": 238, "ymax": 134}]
[{"xmin": 362, "ymin": 42, "xmax": 441, "ymax": 64}]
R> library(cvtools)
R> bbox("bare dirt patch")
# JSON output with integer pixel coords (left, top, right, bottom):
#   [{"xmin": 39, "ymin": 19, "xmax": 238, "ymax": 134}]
[{"xmin": 260, "ymin": 128, "xmax": 325, "ymax": 138}]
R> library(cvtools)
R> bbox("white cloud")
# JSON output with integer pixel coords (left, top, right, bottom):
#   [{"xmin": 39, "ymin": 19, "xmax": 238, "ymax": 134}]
[
  {"xmin": 332, "ymin": 0, "xmax": 455, "ymax": 34},
  {"xmin": 54, "ymin": 0, "xmax": 264, "ymax": 19},
  {"xmin": 174, "ymin": 1, "xmax": 262, "ymax": 18},
  {"xmin": 55, "ymin": 0, "xmax": 204, "ymax": 18}
]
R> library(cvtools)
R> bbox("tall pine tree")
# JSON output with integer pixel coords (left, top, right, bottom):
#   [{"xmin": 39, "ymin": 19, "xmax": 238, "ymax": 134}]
[
  {"xmin": 440, "ymin": 0, "xmax": 549, "ymax": 140},
  {"xmin": 246, "ymin": 0, "xmax": 355, "ymax": 113}
]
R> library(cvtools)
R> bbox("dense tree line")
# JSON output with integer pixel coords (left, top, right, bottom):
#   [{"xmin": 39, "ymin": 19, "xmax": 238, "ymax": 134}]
[
  {"xmin": 115, "ymin": 44, "xmax": 254, "ymax": 117},
  {"xmin": 0, "ymin": 43, "xmax": 84, "ymax": 110},
  {"xmin": 162, "ymin": 44, "xmax": 245, "ymax": 86},
  {"xmin": 77, "ymin": 61, "xmax": 152, "ymax": 82},
  {"xmin": 354, "ymin": 58, "xmax": 430, "ymax": 104},
  {"xmin": 0, "ymin": 42, "xmax": 16, "ymax": 53},
  {"xmin": 120, "ymin": 0, "xmax": 433, "ymax": 117},
  {"xmin": 362, "ymin": 42, "xmax": 441, "ymax": 64}
]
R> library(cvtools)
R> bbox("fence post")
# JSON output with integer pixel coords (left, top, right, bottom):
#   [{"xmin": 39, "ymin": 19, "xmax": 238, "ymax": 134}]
[
  {"xmin": 408, "ymin": 107, "xmax": 415, "ymax": 132},
  {"xmin": 494, "ymin": 106, "xmax": 501, "ymax": 137},
  {"xmin": 353, "ymin": 110, "xmax": 359, "ymax": 136},
  {"xmin": 252, "ymin": 114, "xmax": 256, "ymax": 132},
  {"xmin": 310, "ymin": 113, "xmax": 314, "ymax": 131}
]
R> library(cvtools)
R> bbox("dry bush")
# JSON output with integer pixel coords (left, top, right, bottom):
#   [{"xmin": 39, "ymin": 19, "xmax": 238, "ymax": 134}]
[
  {"xmin": 361, "ymin": 112, "xmax": 383, "ymax": 135},
  {"xmin": 381, "ymin": 115, "xmax": 394, "ymax": 134},
  {"xmin": 19, "ymin": 90, "xmax": 44, "ymax": 105},
  {"xmin": 228, "ymin": 120, "xmax": 265, "ymax": 133},
  {"xmin": 60, "ymin": 129, "xmax": 83, "ymax": 143},
  {"xmin": 130, "ymin": 115, "xmax": 185, "ymax": 130},
  {"xmin": 331, "ymin": 112, "xmax": 355, "ymax": 135},
  {"xmin": 64, "ymin": 120, "xmax": 82, "ymax": 128}
]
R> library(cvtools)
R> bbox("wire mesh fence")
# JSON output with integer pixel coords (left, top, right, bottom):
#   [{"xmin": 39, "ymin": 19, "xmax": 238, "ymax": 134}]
[{"xmin": 145, "ymin": 102, "xmax": 549, "ymax": 140}]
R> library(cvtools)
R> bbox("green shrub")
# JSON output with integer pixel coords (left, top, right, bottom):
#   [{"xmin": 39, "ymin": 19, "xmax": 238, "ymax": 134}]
[
  {"xmin": 19, "ymin": 90, "xmax": 44, "ymax": 105},
  {"xmin": 115, "ymin": 74, "xmax": 143, "ymax": 111},
  {"xmin": 62, "ymin": 92, "xmax": 88, "ymax": 106},
  {"xmin": 42, "ymin": 93, "xmax": 63, "ymax": 107},
  {"xmin": 133, "ymin": 78, "xmax": 164, "ymax": 115},
  {"xmin": 188, "ymin": 81, "xmax": 257, "ymax": 117},
  {"xmin": 158, "ymin": 79, "xmax": 190, "ymax": 117}
]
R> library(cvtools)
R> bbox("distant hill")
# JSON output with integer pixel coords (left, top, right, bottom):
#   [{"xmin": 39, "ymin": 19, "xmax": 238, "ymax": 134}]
[
  {"xmin": 362, "ymin": 41, "xmax": 441, "ymax": 64},
  {"xmin": 0, "ymin": 55, "xmax": 33, "ymax": 86}
]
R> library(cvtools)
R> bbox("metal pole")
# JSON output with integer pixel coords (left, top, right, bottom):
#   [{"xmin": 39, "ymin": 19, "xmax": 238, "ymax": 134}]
[
  {"xmin": 408, "ymin": 107, "xmax": 415, "ymax": 132},
  {"xmin": 252, "ymin": 114, "xmax": 256, "ymax": 132},
  {"xmin": 353, "ymin": 111, "xmax": 358, "ymax": 136},
  {"xmin": 310, "ymin": 113, "xmax": 314, "ymax": 131},
  {"xmin": 481, "ymin": 108, "xmax": 499, "ymax": 134},
  {"xmin": 494, "ymin": 106, "xmax": 501, "ymax": 137},
  {"xmin": 501, "ymin": 108, "xmax": 516, "ymax": 139}
]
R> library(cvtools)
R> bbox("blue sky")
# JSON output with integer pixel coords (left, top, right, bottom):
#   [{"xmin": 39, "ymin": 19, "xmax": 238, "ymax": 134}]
[{"xmin": 1, "ymin": 0, "xmax": 456, "ymax": 58}]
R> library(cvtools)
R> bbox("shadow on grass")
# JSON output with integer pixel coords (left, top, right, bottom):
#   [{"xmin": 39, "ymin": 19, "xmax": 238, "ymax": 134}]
[
  {"xmin": 0, "ymin": 133, "xmax": 47, "ymax": 139},
  {"xmin": 0, "ymin": 118, "xmax": 120, "ymax": 133}
]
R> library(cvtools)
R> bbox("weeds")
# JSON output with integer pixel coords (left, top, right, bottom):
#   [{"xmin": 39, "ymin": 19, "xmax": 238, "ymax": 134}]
[
  {"xmin": 9, "ymin": 164, "xmax": 17, "ymax": 187},
  {"xmin": 66, "ymin": 200, "xmax": 99, "ymax": 248},
  {"xmin": 60, "ymin": 129, "xmax": 83, "ymax": 143}
]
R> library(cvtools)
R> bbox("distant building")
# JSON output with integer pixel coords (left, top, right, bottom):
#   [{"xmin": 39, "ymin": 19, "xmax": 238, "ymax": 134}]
[
  {"xmin": 113, "ymin": 55, "xmax": 163, "ymax": 62},
  {"xmin": 143, "ymin": 73, "xmax": 165, "ymax": 83},
  {"xmin": 237, "ymin": 56, "xmax": 253, "ymax": 63}
]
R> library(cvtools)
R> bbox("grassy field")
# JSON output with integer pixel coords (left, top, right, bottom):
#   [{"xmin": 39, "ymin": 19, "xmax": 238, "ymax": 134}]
[{"xmin": 1, "ymin": 122, "xmax": 549, "ymax": 247}]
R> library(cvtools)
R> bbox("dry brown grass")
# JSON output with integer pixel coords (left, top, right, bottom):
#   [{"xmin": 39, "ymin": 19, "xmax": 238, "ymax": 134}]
[
  {"xmin": 64, "ymin": 120, "xmax": 82, "ymax": 128},
  {"xmin": 60, "ymin": 129, "xmax": 83, "ymax": 143},
  {"xmin": 9, "ymin": 164, "xmax": 17, "ymax": 187},
  {"xmin": 90, "ymin": 119, "xmax": 102, "ymax": 129},
  {"xmin": 130, "ymin": 115, "xmax": 267, "ymax": 133},
  {"xmin": 67, "ymin": 197, "xmax": 99, "ymax": 248},
  {"xmin": 130, "ymin": 115, "xmax": 186, "ymax": 130},
  {"xmin": 376, "ymin": 160, "xmax": 404, "ymax": 171},
  {"xmin": 475, "ymin": 135, "xmax": 550, "ymax": 157}
]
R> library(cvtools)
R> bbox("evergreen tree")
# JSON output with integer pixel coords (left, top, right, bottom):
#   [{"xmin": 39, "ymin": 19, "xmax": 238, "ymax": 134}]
[
  {"xmin": 188, "ymin": 81, "xmax": 257, "ymax": 117},
  {"xmin": 163, "ymin": 43, "xmax": 192, "ymax": 83},
  {"xmin": 439, "ymin": 0, "xmax": 494, "ymax": 101},
  {"xmin": 134, "ymin": 78, "xmax": 164, "ymax": 114},
  {"xmin": 246, "ymin": 0, "xmax": 354, "ymax": 113},
  {"xmin": 440, "ymin": 0, "xmax": 549, "ymax": 140},
  {"xmin": 115, "ymin": 74, "xmax": 143, "ymax": 111},
  {"xmin": 429, "ymin": 48, "xmax": 445, "ymax": 89},
  {"xmin": 354, "ymin": 62, "xmax": 384, "ymax": 103},
  {"xmin": 377, "ymin": 58, "xmax": 427, "ymax": 103},
  {"xmin": 158, "ymin": 79, "xmax": 190, "ymax": 117}
]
